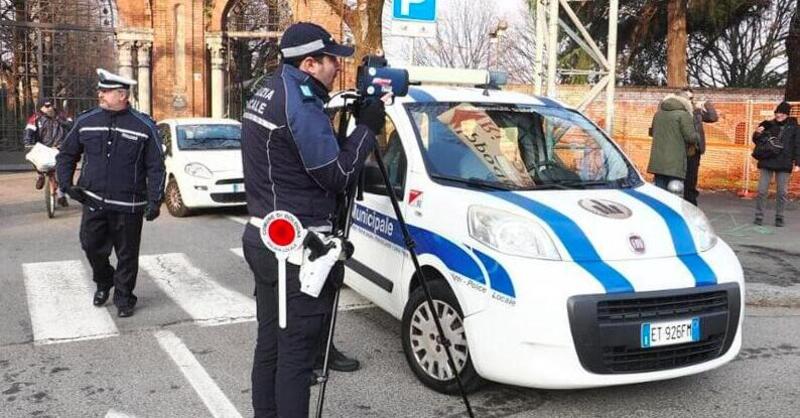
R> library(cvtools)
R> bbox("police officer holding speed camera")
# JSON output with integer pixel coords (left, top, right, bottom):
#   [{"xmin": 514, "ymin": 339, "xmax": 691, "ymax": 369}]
[{"xmin": 241, "ymin": 22, "xmax": 385, "ymax": 417}]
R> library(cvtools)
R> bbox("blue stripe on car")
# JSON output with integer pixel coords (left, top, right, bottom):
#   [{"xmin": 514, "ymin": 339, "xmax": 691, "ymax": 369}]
[
  {"xmin": 471, "ymin": 248, "xmax": 516, "ymax": 297},
  {"xmin": 492, "ymin": 192, "xmax": 635, "ymax": 294},
  {"xmin": 622, "ymin": 188, "xmax": 717, "ymax": 286},
  {"xmin": 409, "ymin": 225, "xmax": 486, "ymax": 285},
  {"xmin": 351, "ymin": 204, "xmax": 488, "ymax": 286}
]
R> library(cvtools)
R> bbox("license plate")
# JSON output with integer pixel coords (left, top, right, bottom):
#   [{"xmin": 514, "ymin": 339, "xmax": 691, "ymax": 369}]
[
  {"xmin": 641, "ymin": 317, "xmax": 700, "ymax": 348},
  {"xmin": 231, "ymin": 183, "xmax": 244, "ymax": 193}
]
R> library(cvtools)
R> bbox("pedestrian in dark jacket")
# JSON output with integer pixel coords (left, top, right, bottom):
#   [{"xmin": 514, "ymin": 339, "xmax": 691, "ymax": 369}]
[
  {"xmin": 24, "ymin": 97, "xmax": 72, "ymax": 200},
  {"xmin": 753, "ymin": 101, "xmax": 798, "ymax": 227},
  {"xmin": 647, "ymin": 94, "xmax": 699, "ymax": 191},
  {"xmin": 56, "ymin": 69, "xmax": 165, "ymax": 318},
  {"xmin": 679, "ymin": 89, "xmax": 718, "ymax": 205}
]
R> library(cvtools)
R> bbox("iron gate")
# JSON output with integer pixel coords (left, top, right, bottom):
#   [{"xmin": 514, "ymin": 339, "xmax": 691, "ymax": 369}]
[
  {"xmin": 0, "ymin": 0, "xmax": 116, "ymax": 152},
  {"xmin": 224, "ymin": 0, "xmax": 290, "ymax": 120}
]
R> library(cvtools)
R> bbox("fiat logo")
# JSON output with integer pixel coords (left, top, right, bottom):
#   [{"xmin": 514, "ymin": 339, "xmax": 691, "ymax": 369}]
[
  {"xmin": 578, "ymin": 199, "xmax": 632, "ymax": 219},
  {"xmin": 629, "ymin": 235, "xmax": 646, "ymax": 255}
]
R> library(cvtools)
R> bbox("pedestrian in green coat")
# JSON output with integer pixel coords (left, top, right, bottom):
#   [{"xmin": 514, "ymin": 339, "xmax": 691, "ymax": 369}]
[{"xmin": 647, "ymin": 94, "xmax": 699, "ymax": 191}]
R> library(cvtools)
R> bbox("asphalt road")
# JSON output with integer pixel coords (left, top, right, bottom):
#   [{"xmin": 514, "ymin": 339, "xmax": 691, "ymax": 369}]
[{"xmin": 1, "ymin": 172, "xmax": 799, "ymax": 418}]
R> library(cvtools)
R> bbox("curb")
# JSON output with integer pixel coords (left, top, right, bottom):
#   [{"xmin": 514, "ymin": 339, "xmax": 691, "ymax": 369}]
[
  {"xmin": 0, "ymin": 164, "xmax": 32, "ymax": 171},
  {"xmin": 745, "ymin": 283, "xmax": 800, "ymax": 309}
]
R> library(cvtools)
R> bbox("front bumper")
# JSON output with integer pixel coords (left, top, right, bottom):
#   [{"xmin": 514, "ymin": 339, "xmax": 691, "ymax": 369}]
[
  {"xmin": 179, "ymin": 175, "xmax": 246, "ymax": 208},
  {"xmin": 461, "ymin": 241, "xmax": 744, "ymax": 389},
  {"xmin": 567, "ymin": 283, "xmax": 740, "ymax": 374}
]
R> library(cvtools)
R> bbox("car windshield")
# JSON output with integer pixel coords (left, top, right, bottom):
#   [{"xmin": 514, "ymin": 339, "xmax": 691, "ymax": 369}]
[
  {"xmin": 405, "ymin": 102, "xmax": 641, "ymax": 190},
  {"xmin": 176, "ymin": 124, "xmax": 241, "ymax": 150}
]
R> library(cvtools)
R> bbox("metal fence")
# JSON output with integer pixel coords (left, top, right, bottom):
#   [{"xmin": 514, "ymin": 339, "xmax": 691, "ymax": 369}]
[{"xmin": 0, "ymin": 0, "xmax": 116, "ymax": 152}]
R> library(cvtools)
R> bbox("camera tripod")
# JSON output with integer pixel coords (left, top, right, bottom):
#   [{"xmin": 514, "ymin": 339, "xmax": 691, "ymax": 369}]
[{"xmin": 315, "ymin": 98, "xmax": 474, "ymax": 418}]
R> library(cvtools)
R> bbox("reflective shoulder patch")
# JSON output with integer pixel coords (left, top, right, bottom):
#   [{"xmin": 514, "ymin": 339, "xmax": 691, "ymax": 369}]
[{"xmin": 300, "ymin": 85, "xmax": 314, "ymax": 98}]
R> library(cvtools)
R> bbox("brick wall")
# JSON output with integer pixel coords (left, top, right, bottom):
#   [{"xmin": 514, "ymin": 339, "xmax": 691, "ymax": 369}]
[
  {"xmin": 121, "ymin": 0, "xmax": 349, "ymax": 121},
  {"xmin": 147, "ymin": 0, "xmax": 208, "ymax": 121},
  {"xmin": 117, "ymin": 0, "xmax": 152, "ymax": 28},
  {"xmin": 507, "ymin": 84, "xmax": 798, "ymax": 194}
]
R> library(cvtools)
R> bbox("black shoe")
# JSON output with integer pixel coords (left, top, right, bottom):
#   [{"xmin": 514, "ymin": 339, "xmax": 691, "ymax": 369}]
[
  {"xmin": 93, "ymin": 289, "xmax": 110, "ymax": 306},
  {"xmin": 776, "ymin": 218, "xmax": 784, "ymax": 227},
  {"xmin": 117, "ymin": 306, "xmax": 135, "ymax": 318},
  {"xmin": 315, "ymin": 345, "xmax": 360, "ymax": 372},
  {"xmin": 35, "ymin": 174, "xmax": 45, "ymax": 190},
  {"xmin": 754, "ymin": 217, "xmax": 763, "ymax": 226},
  {"xmin": 57, "ymin": 196, "xmax": 68, "ymax": 207}
]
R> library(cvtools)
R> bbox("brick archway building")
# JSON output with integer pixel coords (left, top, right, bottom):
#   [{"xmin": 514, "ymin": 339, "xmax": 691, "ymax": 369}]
[{"xmin": 114, "ymin": 0, "xmax": 344, "ymax": 121}]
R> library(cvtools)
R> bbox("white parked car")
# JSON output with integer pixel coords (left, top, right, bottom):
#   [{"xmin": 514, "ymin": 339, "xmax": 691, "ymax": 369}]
[
  {"xmin": 157, "ymin": 118, "xmax": 245, "ymax": 217},
  {"xmin": 328, "ymin": 70, "xmax": 744, "ymax": 393}
]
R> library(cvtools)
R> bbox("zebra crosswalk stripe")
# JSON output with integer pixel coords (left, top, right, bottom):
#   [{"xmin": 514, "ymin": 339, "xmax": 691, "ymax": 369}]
[
  {"xmin": 155, "ymin": 330, "xmax": 243, "ymax": 418},
  {"xmin": 22, "ymin": 260, "xmax": 119, "ymax": 345},
  {"xmin": 139, "ymin": 253, "xmax": 256, "ymax": 326}
]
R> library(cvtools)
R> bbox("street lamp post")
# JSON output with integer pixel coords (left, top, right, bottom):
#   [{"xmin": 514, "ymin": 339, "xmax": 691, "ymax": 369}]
[{"xmin": 488, "ymin": 20, "xmax": 508, "ymax": 71}]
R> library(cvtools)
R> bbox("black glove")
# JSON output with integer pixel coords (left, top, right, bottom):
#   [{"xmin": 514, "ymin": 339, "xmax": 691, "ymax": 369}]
[
  {"xmin": 144, "ymin": 201, "xmax": 161, "ymax": 221},
  {"xmin": 355, "ymin": 99, "xmax": 386, "ymax": 135},
  {"xmin": 65, "ymin": 186, "xmax": 87, "ymax": 204}
]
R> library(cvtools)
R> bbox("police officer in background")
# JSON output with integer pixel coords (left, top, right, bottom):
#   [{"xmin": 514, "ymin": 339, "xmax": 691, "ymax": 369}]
[
  {"xmin": 56, "ymin": 69, "xmax": 165, "ymax": 318},
  {"xmin": 241, "ymin": 22, "xmax": 385, "ymax": 417}
]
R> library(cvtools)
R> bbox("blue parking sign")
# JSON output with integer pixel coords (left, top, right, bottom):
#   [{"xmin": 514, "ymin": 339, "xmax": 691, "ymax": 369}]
[{"xmin": 393, "ymin": 0, "xmax": 436, "ymax": 22}]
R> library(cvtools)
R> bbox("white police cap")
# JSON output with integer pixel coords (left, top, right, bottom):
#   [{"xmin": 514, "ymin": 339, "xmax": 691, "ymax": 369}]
[{"xmin": 97, "ymin": 68, "xmax": 137, "ymax": 90}]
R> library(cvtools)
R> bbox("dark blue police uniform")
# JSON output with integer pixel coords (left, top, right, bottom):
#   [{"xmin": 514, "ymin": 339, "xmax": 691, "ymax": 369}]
[
  {"xmin": 56, "ymin": 69, "xmax": 165, "ymax": 316},
  {"xmin": 241, "ymin": 22, "xmax": 383, "ymax": 418}
]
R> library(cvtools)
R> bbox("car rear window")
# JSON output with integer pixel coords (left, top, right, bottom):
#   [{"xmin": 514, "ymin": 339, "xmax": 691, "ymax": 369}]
[{"xmin": 176, "ymin": 124, "xmax": 241, "ymax": 150}]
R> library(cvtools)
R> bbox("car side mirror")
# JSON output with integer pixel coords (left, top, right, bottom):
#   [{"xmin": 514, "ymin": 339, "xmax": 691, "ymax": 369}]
[{"xmin": 363, "ymin": 162, "xmax": 403, "ymax": 200}]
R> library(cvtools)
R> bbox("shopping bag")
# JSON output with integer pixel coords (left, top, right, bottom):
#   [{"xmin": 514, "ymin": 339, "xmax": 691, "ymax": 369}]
[{"xmin": 25, "ymin": 143, "xmax": 59, "ymax": 172}]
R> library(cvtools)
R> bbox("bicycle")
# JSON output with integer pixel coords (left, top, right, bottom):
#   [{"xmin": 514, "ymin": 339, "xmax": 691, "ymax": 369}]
[
  {"xmin": 41, "ymin": 169, "xmax": 59, "ymax": 218},
  {"xmin": 25, "ymin": 143, "xmax": 64, "ymax": 219}
]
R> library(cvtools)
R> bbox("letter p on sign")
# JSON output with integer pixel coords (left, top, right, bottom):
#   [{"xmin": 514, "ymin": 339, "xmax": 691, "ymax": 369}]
[
  {"xmin": 401, "ymin": 0, "xmax": 425, "ymax": 16},
  {"xmin": 394, "ymin": 0, "xmax": 436, "ymax": 22}
]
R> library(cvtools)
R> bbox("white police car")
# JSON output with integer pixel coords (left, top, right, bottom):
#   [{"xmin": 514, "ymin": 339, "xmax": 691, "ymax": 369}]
[
  {"xmin": 157, "ymin": 118, "xmax": 245, "ymax": 217},
  {"xmin": 329, "ymin": 69, "xmax": 744, "ymax": 393}
]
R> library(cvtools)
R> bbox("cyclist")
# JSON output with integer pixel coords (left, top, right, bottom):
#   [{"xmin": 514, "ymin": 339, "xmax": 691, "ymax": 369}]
[{"xmin": 24, "ymin": 98, "xmax": 72, "ymax": 206}]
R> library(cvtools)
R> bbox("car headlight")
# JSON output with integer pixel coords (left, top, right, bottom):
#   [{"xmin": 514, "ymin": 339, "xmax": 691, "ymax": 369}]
[
  {"xmin": 468, "ymin": 205, "xmax": 561, "ymax": 260},
  {"xmin": 184, "ymin": 163, "xmax": 212, "ymax": 179},
  {"xmin": 681, "ymin": 201, "xmax": 717, "ymax": 252}
]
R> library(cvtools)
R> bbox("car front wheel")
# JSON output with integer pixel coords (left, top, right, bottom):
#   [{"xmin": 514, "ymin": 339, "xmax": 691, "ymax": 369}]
[
  {"xmin": 401, "ymin": 280, "xmax": 483, "ymax": 394},
  {"xmin": 165, "ymin": 178, "xmax": 191, "ymax": 217}
]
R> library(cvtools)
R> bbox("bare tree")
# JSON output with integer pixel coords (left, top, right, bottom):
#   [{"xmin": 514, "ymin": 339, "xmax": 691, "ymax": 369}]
[
  {"xmin": 503, "ymin": 4, "xmax": 540, "ymax": 84},
  {"xmin": 319, "ymin": 0, "xmax": 385, "ymax": 64},
  {"xmin": 688, "ymin": 0, "xmax": 793, "ymax": 88},
  {"xmin": 414, "ymin": 0, "xmax": 497, "ymax": 69}
]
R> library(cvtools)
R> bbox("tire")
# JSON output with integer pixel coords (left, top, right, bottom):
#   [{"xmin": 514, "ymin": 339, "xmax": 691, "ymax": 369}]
[
  {"xmin": 165, "ymin": 178, "xmax": 191, "ymax": 217},
  {"xmin": 44, "ymin": 176, "xmax": 55, "ymax": 219},
  {"xmin": 401, "ymin": 279, "xmax": 483, "ymax": 394}
]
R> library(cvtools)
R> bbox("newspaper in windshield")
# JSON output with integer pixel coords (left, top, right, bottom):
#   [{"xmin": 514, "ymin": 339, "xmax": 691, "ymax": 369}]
[{"xmin": 437, "ymin": 104, "xmax": 532, "ymax": 187}]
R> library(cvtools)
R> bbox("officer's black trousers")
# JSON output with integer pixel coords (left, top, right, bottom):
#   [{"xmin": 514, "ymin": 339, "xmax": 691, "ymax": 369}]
[
  {"xmin": 79, "ymin": 205, "xmax": 144, "ymax": 308},
  {"xmin": 684, "ymin": 153, "xmax": 701, "ymax": 206},
  {"xmin": 243, "ymin": 244, "xmax": 335, "ymax": 418}
]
